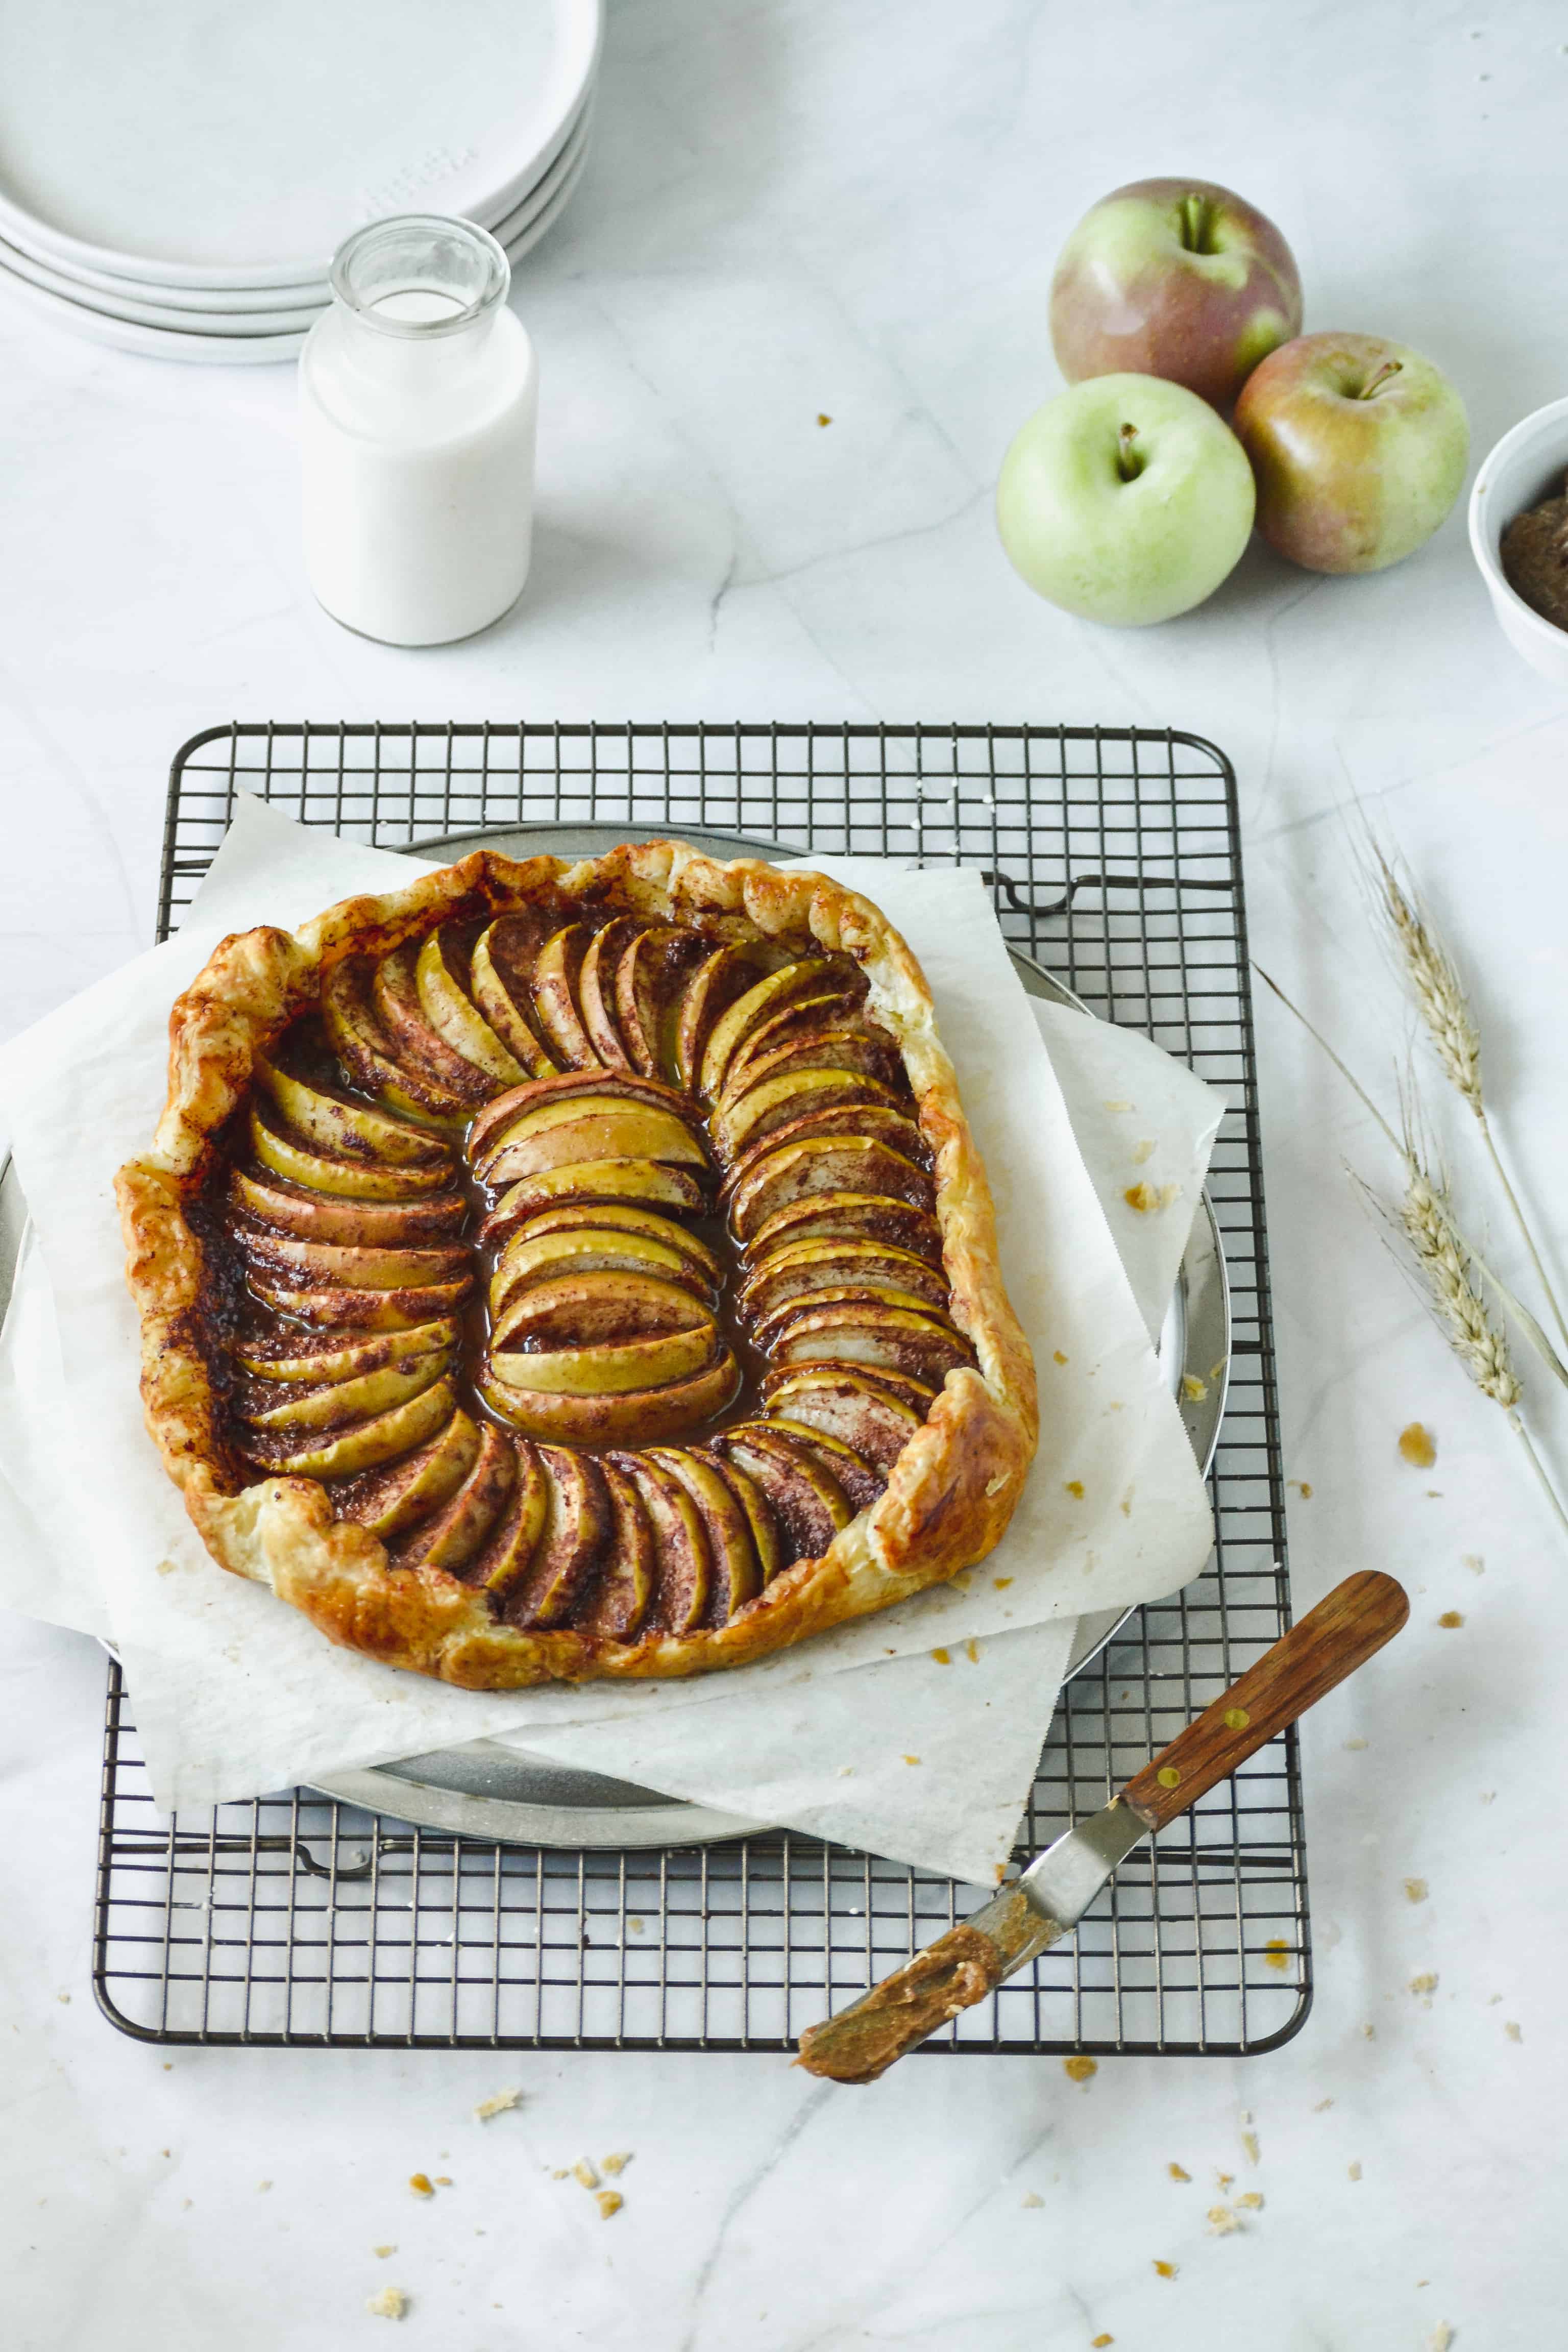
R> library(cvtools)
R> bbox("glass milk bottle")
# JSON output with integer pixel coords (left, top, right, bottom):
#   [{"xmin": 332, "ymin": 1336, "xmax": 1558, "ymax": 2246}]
[{"xmin": 299, "ymin": 215, "xmax": 537, "ymax": 646}]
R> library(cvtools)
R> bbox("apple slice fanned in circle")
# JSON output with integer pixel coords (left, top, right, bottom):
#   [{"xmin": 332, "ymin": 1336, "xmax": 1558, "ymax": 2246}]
[
  {"xmin": 230, "ymin": 1167, "xmax": 467, "ymax": 1247},
  {"xmin": 236, "ymin": 1231, "xmax": 471, "ymax": 1291},
  {"xmin": 492, "ymin": 1270, "xmax": 714, "ymax": 1355},
  {"xmin": 576, "ymin": 917, "xmax": 640, "ymax": 1070},
  {"xmin": 759, "ymin": 1368, "xmax": 926, "ymax": 1474},
  {"xmin": 239, "ymin": 1346, "xmax": 453, "ymax": 1434},
  {"xmin": 739, "ymin": 1238, "xmax": 950, "ymax": 1325},
  {"xmin": 466, "ymin": 1438, "xmax": 551, "ymax": 1600},
  {"xmin": 767, "ymin": 1303, "xmax": 972, "ymax": 1386},
  {"xmin": 391, "ymin": 1421, "xmax": 517, "ymax": 1572},
  {"xmin": 494, "ymin": 1200, "xmax": 721, "ymax": 1286},
  {"xmin": 491, "ymin": 1225, "xmax": 716, "ymax": 1319},
  {"xmin": 468, "ymin": 1069, "xmax": 693, "ymax": 1164},
  {"xmin": 576, "ymin": 1456, "xmax": 657, "ymax": 1639},
  {"xmin": 753, "ymin": 1282, "xmax": 960, "ymax": 1355},
  {"xmin": 728, "ymin": 1136, "xmax": 935, "ymax": 1242},
  {"xmin": 716, "ymin": 1023, "xmax": 904, "ymax": 1114},
  {"xmin": 478, "ymin": 1349, "xmax": 741, "ymax": 1446},
  {"xmin": 249, "ymin": 1108, "xmax": 456, "ymax": 1200},
  {"xmin": 611, "ymin": 1452, "xmax": 710, "ymax": 1632},
  {"xmin": 470, "ymin": 915, "xmax": 561, "ymax": 1080},
  {"xmin": 725, "ymin": 1102, "xmax": 926, "ymax": 1177},
  {"xmin": 238, "ymin": 1373, "xmax": 459, "ymax": 1480},
  {"xmin": 671, "ymin": 943, "xmax": 773, "ymax": 1092},
  {"xmin": 479, "ymin": 1158, "xmax": 707, "ymax": 1242},
  {"xmin": 645, "ymin": 1447, "xmax": 762, "ymax": 1621},
  {"xmin": 690, "ymin": 1447, "xmax": 785, "ymax": 1586},
  {"xmin": 247, "ymin": 1276, "xmax": 473, "ymax": 1330},
  {"xmin": 530, "ymin": 924, "xmax": 603, "ymax": 1069},
  {"xmin": 479, "ymin": 1099, "xmax": 710, "ymax": 1190},
  {"xmin": 322, "ymin": 957, "xmax": 479, "ymax": 1129},
  {"xmin": 742, "ymin": 1189, "xmax": 944, "ymax": 1267},
  {"xmin": 755, "ymin": 1414, "xmax": 885, "ymax": 1513},
  {"xmin": 491, "ymin": 1320, "xmax": 718, "ymax": 1399},
  {"xmin": 616, "ymin": 923, "xmax": 708, "ymax": 1083},
  {"xmin": 330, "ymin": 1408, "xmax": 483, "ymax": 1540},
  {"xmin": 699, "ymin": 958, "xmax": 844, "ymax": 1101},
  {"xmin": 374, "ymin": 940, "xmax": 499, "ymax": 1095},
  {"xmin": 254, "ymin": 1057, "xmax": 453, "ymax": 1170},
  {"xmin": 710, "ymin": 1424, "xmax": 850, "ymax": 1560},
  {"xmin": 499, "ymin": 1445, "xmax": 610, "ymax": 1628},
  {"xmin": 710, "ymin": 1069, "xmax": 902, "ymax": 1164},
  {"xmin": 720, "ymin": 991, "xmax": 876, "ymax": 1100},
  {"xmin": 234, "ymin": 1317, "xmax": 460, "ymax": 1385}
]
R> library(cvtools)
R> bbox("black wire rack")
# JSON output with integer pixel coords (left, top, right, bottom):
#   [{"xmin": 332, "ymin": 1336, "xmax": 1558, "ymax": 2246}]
[{"xmin": 94, "ymin": 720, "xmax": 1305, "ymax": 2054}]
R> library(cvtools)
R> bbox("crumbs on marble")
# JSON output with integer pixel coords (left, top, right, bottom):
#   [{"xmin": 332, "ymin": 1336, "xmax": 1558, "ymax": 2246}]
[
  {"xmin": 1152, "ymin": 2259, "xmax": 1178, "ymax": 2279},
  {"xmin": 1062, "ymin": 2056, "xmax": 1097, "ymax": 2085},
  {"xmin": 837, "ymin": 1765, "xmax": 854, "ymax": 1777},
  {"xmin": 1438, "ymin": 1611, "xmax": 1464, "ymax": 1629},
  {"xmin": 816, "ymin": 412, "xmax": 832, "ymax": 426},
  {"xmin": 1020, "ymin": 2190, "xmax": 1044, "ymax": 2209},
  {"xmin": 902, "ymin": 1754, "xmax": 921, "ymax": 1766},
  {"xmin": 474, "ymin": 2088, "xmax": 522, "ymax": 2122},
  {"xmin": 1167, "ymin": 2162, "xmax": 1191, "ymax": 2182},
  {"xmin": 595, "ymin": 2191, "xmax": 624, "ymax": 2220},
  {"xmin": 1236, "ymin": 2192, "xmax": 1263, "ymax": 2212},
  {"xmin": 1426, "ymin": 2326, "xmax": 1454, "ymax": 2352},
  {"xmin": 1208, "ymin": 2204, "xmax": 1240, "ymax": 2236},
  {"xmin": 1409, "ymin": 1972, "xmax": 1439, "ymax": 2005},
  {"xmin": 366, "ymin": 2287, "xmax": 408, "ymax": 2320},
  {"xmin": 1313, "ymin": 2098, "xmax": 1333, "ymax": 2113},
  {"xmin": 56, "ymin": 1992, "xmax": 70, "ymax": 2004},
  {"xmin": 1404, "ymin": 1877, "xmax": 1429, "ymax": 1904},
  {"xmin": 1348, "ymin": 2161, "xmax": 1362, "ymax": 2182},
  {"xmin": 1504, "ymin": 2021, "xmax": 1523, "ymax": 2043},
  {"xmin": 373, "ymin": 2245, "xmax": 396, "ymax": 2259},
  {"xmin": 408, "ymin": 2174, "xmax": 434, "ymax": 2198},
  {"xmin": 1463, "ymin": 1553, "xmax": 1485, "ymax": 1574},
  {"xmin": 1344, "ymin": 1736, "xmax": 1368, "ymax": 1751},
  {"xmin": 1398, "ymin": 1422, "xmax": 1437, "ymax": 1469},
  {"xmin": 1091, "ymin": 2336, "xmax": 1114, "ymax": 2347}
]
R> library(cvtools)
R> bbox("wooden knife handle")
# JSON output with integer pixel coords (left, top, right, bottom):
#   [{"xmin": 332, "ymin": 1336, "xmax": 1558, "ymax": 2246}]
[{"xmin": 1120, "ymin": 1571, "xmax": 1409, "ymax": 1831}]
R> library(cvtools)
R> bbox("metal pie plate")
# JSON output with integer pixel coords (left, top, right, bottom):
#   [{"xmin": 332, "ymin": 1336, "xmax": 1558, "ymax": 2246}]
[{"xmin": 0, "ymin": 820, "xmax": 1229, "ymax": 1851}]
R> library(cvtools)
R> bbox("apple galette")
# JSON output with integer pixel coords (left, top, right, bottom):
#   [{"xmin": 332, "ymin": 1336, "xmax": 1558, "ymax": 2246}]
[{"xmin": 116, "ymin": 841, "xmax": 1037, "ymax": 1687}]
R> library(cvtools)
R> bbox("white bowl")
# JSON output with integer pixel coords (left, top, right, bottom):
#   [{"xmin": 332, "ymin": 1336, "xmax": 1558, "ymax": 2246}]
[{"xmin": 1468, "ymin": 395, "xmax": 1568, "ymax": 688}]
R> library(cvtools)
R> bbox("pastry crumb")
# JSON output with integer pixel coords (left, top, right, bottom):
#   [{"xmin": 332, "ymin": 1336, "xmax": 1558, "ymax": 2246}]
[
  {"xmin": 474, "ymin": 2089, "xmax": 522, "ymax": 2122},
  {"xmin": 993, "ymin": 1576, "xmax": 1013, "ymax": 1589},
  {"xmin": 1504, "ymin": 2020, "xmax": 1522, "ymax": 2042},
  {"xmin": 816, "ymin": 412, "xmax": 831, "ymax": 427},
  {"xmin": 930, "ymin": 1647, "xmax": 951, "ymax": 1664},
  {"xmin": 373, "ymin": 2246, "xmax": 396, "ymax": 2259},
  {"xmin": 1241, "ymin": 2131, "xmax": 1261, "ymax": 2167},
  {"xmin": 1426, "ymin": 2326, "xmax": 1453, "ymax": 2352},
  {"xmin": 1124, "ymin": 1182, "xmax": 1159, "ymax": 1213},
  {"xmin": 1180, "ymin": 1374, "xmax": 1208, "ymax": 1402},
  {"xmin": 1437, "ymin": 1610, "xmax": 1464, "ymax": 1629},
  {"xmin": 1064, "ymin": 1479, "xmax": 1084, "ymax": 1499},
  {"xmin": 1404, "ymin": 1877, "xmax": 1429, "ymax": 1903},
  {"xmin": 595, "ymin": 2190, "xmax": 623, "ymax": 2220},
  {"xmin": 1062, "ymin": 2056, "xmax": 1097, "ymax": 2085},
  {"xmin": 551, "ymin": 2168, "xmax": 571, "ymax": 2180},
  {"xmin": 963, "ymin": 1638, "xmax": 980, "ymax": 1663},
  {"xmin": 1215, "ymin": 2171, "xmax": 1234, "ymax": 2191},
  {"xmin": 408, "ymin": 2174, "xmax": 434, "ymax": 2198},
  {"xmin": 1348, "ymin": 2161, "xmax": 1362, "ymax": 2182},
  {"xmin": 1208, "ymin": 2203, "xmax": 1240, "ymax": 2235},
  {"xmin": 366, "ymin": 2287, "xmax": 408, "ymax": 2320},
  {"xmin": 1131, "ymin": 1138, "xmax": 1157, "ymax": 1164},
  {"xmin": 1091, "ymin": 2338, "xmax": 1114, "ymax": 2348},
  {"xmin": 1344, "ymin": 1736, "xmax": 1368, "ymax": 1750},
  {"xmin": 628, "ymin": 1918, "xmax": 644, "ymax": 1934},
  {"xmin": 1236, "ymin": 2191, "xmax": 1264, "ymax": 2211},
  {"xmin": 837, "ymin": 1765, "xmax": 854, "ymax": 1777},
  {"xmin": 1287, "ymin": 1478, "xmax": 1313, "ymax": 1497},
  {"xmin": 1313, "ymin": 2098, "xmax": 1333, "ymax": 2113},
  {"xmin": 1398, "ymin": 1422, "xmax": 1437, "ymax": 1468},
  {"xmin": 1362, "ymin": 2023, "xmax": 1376, "ymax": 2039},
  {"xmin": 257, "ymin": 2180, "xmax": 272, "ymax": 2194},
  {"xmin": 902, "ymin": 1754, "xmax": 921, "ymax": 1766},
  {"xmin": 572, "ymin": 2159, "xmax": 601, "ymax": 2190},
  {"xmin": 1263, "ymin": 1937, "xmax": 1290, "ymax": 1971},
  {"xmin": 1102, "ymin": 1100, "xmax": 1134, "ymax": 1113},
  {"xmin": 1020, "ymin": 2190, "xmax": 1044, "ymax": 2209},
  {"xmin": 1409, "ymin": 1971, "xmax": 1439, "ymax": 2002},
  {"xmin": 1463, "ymin": 1553, "xmax": 1484, "ymax": 1573},
  {"xmin": 1053, "ymin": 1349, "xmax": 1069, "ymax": 1365},
  {"xmin": 56, "ymin": 1992, "xmax": 70, "ymax": 2004},
  {"xmin": 1167, "ymin": 2162, "xmax": 1190, "ymax": 2182},
  {"xmin": 1152, "ymin": 2259, "xmax": 1178, "ymax": 2279},
  {"xmin": 601, "ymin": 2152, "xmax": 632, "ymax": 2176}
]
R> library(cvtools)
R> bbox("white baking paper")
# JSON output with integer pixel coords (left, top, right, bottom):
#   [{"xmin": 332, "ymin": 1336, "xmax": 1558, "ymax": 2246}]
[{"xmin": 0, "ymin": 798, "xmax": 1222, "ymax": 1882}]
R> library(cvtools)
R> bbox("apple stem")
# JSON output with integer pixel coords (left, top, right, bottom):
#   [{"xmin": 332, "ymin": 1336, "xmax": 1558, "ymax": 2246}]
[
  {"xmin": 1179, "ymin": 192, "xmax": 1213, "ymax": 254},
  {"xmin": 1357, "ymin": 358, "xmax": 1404, "ymax": 400},
  {"xmin": 1116, "ymin": 423, "xmax": 1144, "ymax": 482}
]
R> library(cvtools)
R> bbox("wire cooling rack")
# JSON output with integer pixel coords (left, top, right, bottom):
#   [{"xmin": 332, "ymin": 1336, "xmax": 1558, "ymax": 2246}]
[{"xmin": 94, "ymin": 721, "xmax": 1305, "ymax": 2054}]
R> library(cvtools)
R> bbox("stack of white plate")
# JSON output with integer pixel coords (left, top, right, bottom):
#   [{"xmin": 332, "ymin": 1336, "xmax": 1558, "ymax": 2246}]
[{"xmin": 0, "ymin": 0, "xmax": 602, "ymax": 363}]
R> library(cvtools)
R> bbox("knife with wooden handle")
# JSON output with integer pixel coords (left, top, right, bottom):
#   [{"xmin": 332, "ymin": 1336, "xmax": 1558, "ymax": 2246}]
[{"xmin": 797, "ymin": 1570, "xmax": 1409, "ymax": 2084}]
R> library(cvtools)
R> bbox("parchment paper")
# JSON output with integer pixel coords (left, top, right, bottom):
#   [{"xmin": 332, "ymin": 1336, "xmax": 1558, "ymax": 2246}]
[{"xmin": 0, "ymin": 798, "xmax": 1222, "ymax": 1881}]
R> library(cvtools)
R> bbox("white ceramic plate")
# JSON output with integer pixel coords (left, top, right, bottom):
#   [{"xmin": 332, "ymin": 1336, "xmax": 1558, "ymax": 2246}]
[
  {"xmin": 0, "ymin": 135, "xmax": 594, "ymax": 365},
  {"xmin": 1, "ymin": 86, "xmax": 596, "ymax": 317},
  {"xmin": 0, "ymin": 102, "xmax": 595, "ymax": 337},
  {"xmin": 0, "ymin": 0, "xmax": 601, "ymax": 289}
]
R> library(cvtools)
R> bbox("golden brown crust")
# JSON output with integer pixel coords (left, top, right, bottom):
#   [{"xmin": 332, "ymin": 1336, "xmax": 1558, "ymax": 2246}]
[{"xmin": 116, "ymin": 841, "xmax": 1038, "ymax": 1688}]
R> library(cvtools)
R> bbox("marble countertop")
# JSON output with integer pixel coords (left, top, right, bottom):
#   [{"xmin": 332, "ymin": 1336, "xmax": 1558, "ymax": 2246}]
[{"xmin": 5, "ymin": 3, "xmax": 1565, "ymax": 2344}]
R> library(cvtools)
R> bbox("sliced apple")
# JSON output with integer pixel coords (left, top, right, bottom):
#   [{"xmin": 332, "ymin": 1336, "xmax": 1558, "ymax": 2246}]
[
  {"xmin": 699, "ymin": 958, "xmax": 838, "ymax": 1100},
  {"xmin": 414, "ymin": 928, "xmax": 529, "ymax": 1085},
  {"xmin": 467, "ymin": 1069, "xmax": 691, "ymax": 1164},
  {"xmin": 230, "ymin": 1167, "xmax": 466, "ymax": 1248},
  {"xmin": 721, "ymin": 990, "xmax": 866, "ymax": 1097},
  {"xmin": 241, "ymin": 1346, "xmax": 451, "ymax": 1433},
  {"xmin": 254, "ymin": 1055, "xmax": 451, "ymax": 1169},
  {"xmin": 492, "ymin": 1271, "xmax": 712, "ymax": 1357},
  {"xmin": 742, "ymin": 1190, "xmax": 944, "ymax": 1267},
  {"xmin": 740, "ymin": 1238, "xmax": 949, "ymax": 1325},
  {"xmin": 767, "ymin": 1303, "xmax": 972, "ymax": 1384},
  {"xmin": 615, "ymin": 924, "xmax": 704, "ymax": 1081},
  {"xmin": 716, "ymin": 1023, "xmax": 904, "ymax": 1115},
  {"xmin": 330, "ymin": 1407, "xmax": 481, "ymax": 1539},
  {"xmin": 672, "ymin": 943, "xmax": 770, "ymax": 1090},
  {"xmin": 470, "ymin": 921, "xmax": 559, "ymax": 1079},
  {"xmin": 712, "ymin": 1069, "xmax": 900, "ymax": 1164},
  {"xmin": 576, "ymin": 1455, "xmax": 657, "ymax": 1639},
  {"xmin": 392, "ymin": 1420, "xmax": 516, "ymax": 1572},
  {"xmin": 235, "ymin": 1317, "xmax": 459, "ymax": 1384},
  {"xmin": 710, "ymin": 1425, "xmax": 849, "ymax": 1560},
  {"xmin": 757, "ymin": 1370, "xmax": 923, "ymax": 1475},
  {"xmin": 690, "ymin": 1448, "xmax": 785, "ymax": 1585},
  {"xmin": 756, "ymin": 1414, "xmax": 885, "ymax": 1512},
  {"xmin": 728, "ymin": 1137, "xmax": 934, "ymax": 1242},
  {"xmin": 241, "ymin": 1373, "xmax": 458, "ymax": 1480},
  {"xmin": 497, "ymin": 1200, "xmax": 722, "ymax": 1286},
  {"xmin": 764, "ymin": 1360, "xmax": 937, "ymax": 1415},
  {"xmin": 530, "ymin": 925, "xmax": 600, "ymax": 1068},
  {"xmin": 610, "ymin": 1452, "xmax": 709, "ymax": 1633},
  {"xmin": 500, "ymin": 1444, "xmax": 609, "ymax": 1628},
  {"xmin": 490, "ymin": 1319, "xmax": 716, "ymax": 1397},
  {"xmin": 247, "ymin": 1276, "xmax": 472, "ymax": 1330},
  {"xmin": 374, "ymin": 940, "xmax": 497, "ymax": 1094},
  {"xmin": 479, "ymin": 1101, "xmax": 709, "ymax": 1189},
  {"xmin": 238, "ymin": 1231, "xmax": 471, "ymax": 1290},
  {"xmin": 478, "ymin": 1346, "xmax": 739, "ymax": 1446},
  {"xmin": 491, "ymin": 1227, "xmax": 715, "ymax": 1319},
  {"xmin": 468, "ymin": 1438, "xmax": 550, "ymax": 1600},
  {"xmin": 321, "ymin": 957, "xmax": 476, "ymax": 1125},
  {"xmin": 576, "ymin": 917, "xmax": 638, "ymax": 1069},
  {"xmin": 726, "ymin": 1106, "xmax": 926, "ymax": 1190},
  {"xmin": 646, "ymin": 1447, "xmax": 760, "ymax": 1622},
  {"xmin": 755, "ymin": 1283, "xmax": 958, "ymax": 1354},
  {"xmin": 250, "ymin": 1107, "xmax": 454, "ymax": 1200},
  {"xmin": 478, "ymin": 1159, "xmax": 706, "ymax": 1242}
]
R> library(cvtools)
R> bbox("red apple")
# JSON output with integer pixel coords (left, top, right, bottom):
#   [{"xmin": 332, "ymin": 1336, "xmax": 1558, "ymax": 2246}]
[
  {"xmin": 1050, "ymin": 178, "xmax": 1302, "ymax": 411},
  {"xmin": 1234, "ymin": 332, "xmax": 1469, "ymax": 573}
]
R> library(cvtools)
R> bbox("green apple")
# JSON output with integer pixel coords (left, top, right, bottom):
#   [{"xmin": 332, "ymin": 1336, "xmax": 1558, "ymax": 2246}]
[
  {"xmin": 1233, "ymin": 332, "xmax": 1469, "ymax": 573},
  {"xmin": 997, "ymin": 374, "xmax": 1256, "ymax": 625}
]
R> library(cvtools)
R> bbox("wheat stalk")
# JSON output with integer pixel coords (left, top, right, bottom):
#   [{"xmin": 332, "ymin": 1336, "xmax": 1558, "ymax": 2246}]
[{"xmin": 1365, "ymin": 839, "xmax": 1568, "ymax": 1355}]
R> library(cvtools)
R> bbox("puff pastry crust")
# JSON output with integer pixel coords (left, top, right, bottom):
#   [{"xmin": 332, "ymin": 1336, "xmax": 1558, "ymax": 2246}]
[{"xmin": 116, "ymin": 841, "xmax": 1038, "ymax": 1688}]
